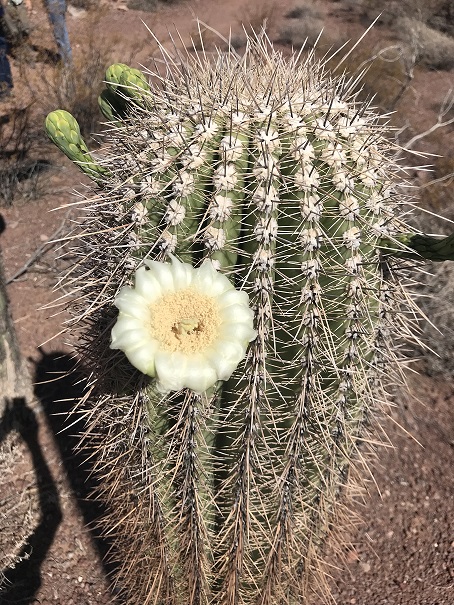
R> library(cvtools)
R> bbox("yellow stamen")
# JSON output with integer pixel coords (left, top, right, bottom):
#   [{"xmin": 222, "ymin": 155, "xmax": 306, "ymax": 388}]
[{"xmin": 149, "ymin": 287, "xmax": 221, "ymax": 354}]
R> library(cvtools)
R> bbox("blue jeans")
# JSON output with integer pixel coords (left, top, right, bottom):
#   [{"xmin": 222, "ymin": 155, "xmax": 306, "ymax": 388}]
[
  {"xmin": 44, "ymin": 0, "xmax": 72, "ymax": 65},
  {"xmin": 0, "ymin": 36, "xmax": 13, "ymax": 93}
]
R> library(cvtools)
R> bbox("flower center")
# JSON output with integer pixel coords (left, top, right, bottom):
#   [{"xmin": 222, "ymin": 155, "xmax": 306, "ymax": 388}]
[{"xmin": 149, "ymin": 287, "xmax": 221, "ymax": 353}]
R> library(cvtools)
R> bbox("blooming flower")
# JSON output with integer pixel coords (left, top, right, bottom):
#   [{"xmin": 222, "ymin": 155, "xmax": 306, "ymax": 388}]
[{"xmin": 110, "ymin": 257, "xmax": 257, "ymax": 393}]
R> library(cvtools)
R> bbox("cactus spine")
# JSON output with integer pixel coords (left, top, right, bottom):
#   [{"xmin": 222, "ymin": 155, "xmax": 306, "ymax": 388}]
[{"xmin": 46, "ymin": 33, "xmax": 454, "ymax": 605}]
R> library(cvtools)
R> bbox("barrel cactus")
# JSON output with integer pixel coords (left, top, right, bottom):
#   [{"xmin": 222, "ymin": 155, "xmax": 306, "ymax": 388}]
[{"xmin": 45, "ymin": 33, "xmax": 454, "ymax": 605}]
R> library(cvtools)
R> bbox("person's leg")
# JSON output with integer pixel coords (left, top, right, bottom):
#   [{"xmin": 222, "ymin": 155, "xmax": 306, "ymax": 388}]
[
  {"xmin": 0, "ymin": 36, "xmax": 13, "ymax": 96},
  {"xmin": 44, "ymin": 0, "xmax": 72, "ymax": 65}
]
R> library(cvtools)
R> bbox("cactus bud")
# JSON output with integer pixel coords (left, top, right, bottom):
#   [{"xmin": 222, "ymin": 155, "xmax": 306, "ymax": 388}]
[{"xmin": 45, "ymin": 110, "xmax": 107, "ymax": 178}]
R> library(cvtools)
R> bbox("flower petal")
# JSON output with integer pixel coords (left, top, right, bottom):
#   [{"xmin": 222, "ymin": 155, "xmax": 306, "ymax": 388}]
[
  {"xmin": 219, "ymin": 322, "xmax": 257, "ymax": 345},
  {"xmin": 144, "ymin": 259, "xmax": 176, "ymax": 291},
  {"xmin": 111, "ymin": 316, "xmax": 148, "ymax": 345},
  {"xmin": 169, "ymin": 257, "xmax": 193, "ymax": 288},
  {"xmin": 220, "ymin": 303, "xmax": 255, "ymax": 325},
  {"xmin": 134, "ymin": 266, "xmax": 163, "ymax": 301},
  {"xmin": 114, "ymin": 289, "xmax": 150, "ymax": 320},
  {"xmin": 111, "ymin": 258, "xmax": 255, "ymax": 392},
  {"xmin": 125, "ymin": 341, "xmax": 159, "ymax": 376},
  {"xmin": 111, "ymin": 314, "xmax": 144, "ymax": 336},
  {"xmin": 217, "ymin": 288, "xmax": 250, "ymax": 309},
  {"xmin": 154, "ymin": 351, "xmax": 187, "ymax": 392},
  {"xmin": 183, "ymin": 354, "xmax": 218, "ymax": 393},
  {"xmin": 206, "ymin": 340, "xmax": 247, "ymax": 380},
  {"xmin": 192, "ymin": 260, "xmax": 233, "ymax": 296},
  {"xmin": 111, "ymin": 325, "xmax": 151, "ymax": 351}
]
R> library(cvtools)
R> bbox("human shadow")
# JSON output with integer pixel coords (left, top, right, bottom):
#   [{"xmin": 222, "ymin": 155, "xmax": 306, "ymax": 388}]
[
  {"xmin": 32, "ymin": 349, "xmax": 116, "ymax": 576},
  {"xmin": 0, "ymin": 349, "xmax": 117, "ymax": 604},
  {"xmin": 0, "ymin": 396, "xmax": 62, "ymax": 603}
]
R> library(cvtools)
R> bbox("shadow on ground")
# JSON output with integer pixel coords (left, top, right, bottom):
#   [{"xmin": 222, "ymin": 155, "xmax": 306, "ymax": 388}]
[
  {"xmin": 0, "ymin": 395, "xmax": 61, "ymax": 603},
  {"xmin": 0, "ymin": 350, "xmax": 116, "ymax": 604}
]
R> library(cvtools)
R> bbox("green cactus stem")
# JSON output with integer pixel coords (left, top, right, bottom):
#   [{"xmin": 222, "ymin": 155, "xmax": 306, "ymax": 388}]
[{"xmin": 46, "ymin": 34, "xmax": 454, "ymax": 605}]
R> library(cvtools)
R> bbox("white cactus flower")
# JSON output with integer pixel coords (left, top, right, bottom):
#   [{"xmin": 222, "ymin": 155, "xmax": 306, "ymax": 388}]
[{"xmin": 110, "ymin": 257, "xmax": 257, "ymax": 393}]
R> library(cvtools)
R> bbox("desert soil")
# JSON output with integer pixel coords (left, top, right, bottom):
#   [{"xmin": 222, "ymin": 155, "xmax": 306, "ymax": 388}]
[{"xmin": 0, "ymin": 1, "xmax": 453, "ymax": 604}]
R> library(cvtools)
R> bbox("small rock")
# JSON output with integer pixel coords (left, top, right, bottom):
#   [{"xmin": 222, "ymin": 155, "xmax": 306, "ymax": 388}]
[{"xmin": 67, "ymin": 6, "xmax": 87, "ymax": 19}]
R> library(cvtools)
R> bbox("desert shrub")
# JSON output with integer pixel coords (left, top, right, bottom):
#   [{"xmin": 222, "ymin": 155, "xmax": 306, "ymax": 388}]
[
  {"xmin": 323, "ymin": 42, "xmax": 409, "ymax": 111},
  {"xmin": 68, "ymin": 0, "xmax": 97, "ymax": 9},
  {"xmin": 127, "ymin": 0, "xmax": 158, "ymax": 10},
  {"xmin": 408, "ymin": 155, "xmax": 454, "ymax": 376},
  {"xmin": 51, "ymin": 58, "xmax": 107, "ymax": 138},
  {"xmin": 237, "ymin": 0, "xmax": 279, "ymax": 33},
  {"xmin": 419, "ymin": 155, "xmax": 454, "ymax": 218},
  {"xmin": 353, "ymin": 0, "xmax": 453, "ymax": 31},
  {"xmin": 278, "ymin": 20, "xmax": 323, "ymax": 49},
  {"xmin": 397, "ymin": 18, "xmax": 454, "ymax": 71},
  {"xmin": 279, "ymin": 2, "xmax": 324, "ymax": 48},
  {"xmin": 127, "ymin": 0, "xmax": 180, "ymax": 8},
  {"xmin": 415, "ymin": 261, "xmax": 454, "ymax": 377},
  {"xmin": 428, "ymin": 0, "xmax": 454, "ymax": 36},
  {"xmin": 284, "ymin": 3, "xmax": 321, "ymax": 21},
  {"xmin": 0, "ymin": 105, "xmax": 49, "ymax": 205}
]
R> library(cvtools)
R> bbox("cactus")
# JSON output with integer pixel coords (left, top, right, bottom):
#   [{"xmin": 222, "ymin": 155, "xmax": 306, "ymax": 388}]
[{"xmin": 46, "ymin": 33, "xmax": 454, "ymax": 605}]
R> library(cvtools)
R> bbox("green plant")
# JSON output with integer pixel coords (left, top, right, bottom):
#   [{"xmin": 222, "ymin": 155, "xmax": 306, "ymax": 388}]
[{"xmin": 45, "ymin": 35, "xmax": 454, "ymax": 605}]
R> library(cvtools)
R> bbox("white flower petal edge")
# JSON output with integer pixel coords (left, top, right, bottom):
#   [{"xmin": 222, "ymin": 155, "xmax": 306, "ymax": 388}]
[{"xmin": 110, "ymin": 256, "xmax": 257, "ymax": 393}]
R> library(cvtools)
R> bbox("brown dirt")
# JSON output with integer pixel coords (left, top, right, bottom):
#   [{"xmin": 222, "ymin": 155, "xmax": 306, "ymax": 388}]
[{"xmin": 0, "ymin": 1, "xmax": 453, "ymax": 604}]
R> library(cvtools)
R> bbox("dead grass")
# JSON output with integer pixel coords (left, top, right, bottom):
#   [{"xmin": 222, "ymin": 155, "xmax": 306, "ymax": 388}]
[
  {"xmin": 0, "ymin": 104, "xmax": 49, "ymax": 206},
  {"xmin": 126, "ymin": 0, "xmax": 159, "ymax": 10},
  {"xmin": 236, "ymin": 0, "xmax": 279, "ymax": 34},
  {"xmin": 322, "ymin": 41, "xmax": 410, "ymax": 112},
  {"xmin": 279, "ymin": 2, "xmax": 324, "ymax": 49},
  {"xmin": 419, "ymin": 155, "xmax": 454, "ymax": 218},
  {"xmin": 0, "ymin": 432, "xmax": 39, "ymax": 583},
  {"xmin": 353, "ymin": 0, "xmax": 454, "ymax": 32},
  {"xmin": 397, "ymin": 17, "xmax": 454, "ymax": 71}
]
